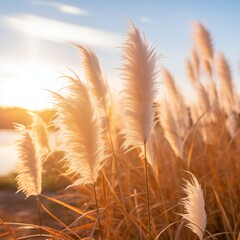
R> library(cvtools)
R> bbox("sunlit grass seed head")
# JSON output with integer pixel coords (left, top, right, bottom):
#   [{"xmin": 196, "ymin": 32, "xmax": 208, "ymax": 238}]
[
  {"xmin": 158, "ymin": 100, "xmax": 184, "ymax": 159},
  {"xmin": 51, "ymin": 76, "xmax": 108, "ymax": 187},
  {"xmin": 121, "ymin": 21, "xmax": 159, "ymax": 151},
  {"xmin": 180, "ymin": 172, "xmax": 207, "ymax": 240},
  {"xmin": 77, "ymin": 45, "xmax": 111, "ymax": 112},
  {"xmin": 15, "ymin": 124, "xmax": 42, "ymax": 198},
  {"xmin": 193, "ymin": 22, "xmax": 213, "ymax": 63},
  {"xmin": 216, "ymin": 52, "xmax": 235, "ymax": 115},
  {"xmin": 30, "ymin": 113, "xmax": 50, "ymax": 158}
]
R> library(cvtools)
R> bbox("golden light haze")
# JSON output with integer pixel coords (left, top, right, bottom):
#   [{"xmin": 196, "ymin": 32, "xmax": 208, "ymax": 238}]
[
  {"xmin": 0, "ymin": 58, "xmax": 66, "ymax": 110},
  {"xmin": 10, "ymin": 21, "xmax": 239, "ymax": 239}
]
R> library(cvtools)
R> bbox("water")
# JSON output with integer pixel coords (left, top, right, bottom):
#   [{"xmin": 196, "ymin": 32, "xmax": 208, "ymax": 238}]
[
  {"xmin": 0, "ymin": 130, "xmax": 58, "ymax": 176},
  {"xmin": 0, "ymin": 130, "xmax": 19, "ymax": 176}
]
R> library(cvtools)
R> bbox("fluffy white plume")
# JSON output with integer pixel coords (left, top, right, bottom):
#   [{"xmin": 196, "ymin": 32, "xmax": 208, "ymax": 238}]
[
  {"xmin": 186, "ymin": 59, "xmax": 196, "ymax": 85},
  {"xmin": 30, "ymin": 113, "xmax": 50, "ymax": 158},
  {"xmin": 139, "ymin": 129, "xmax": 155, "ymax": 166},
  {"xmin": 162, "ymin": 67, "xmax": 189, "ymax": 138},
  {"xmin": 190, "ymin": 48, "xmax": 200, "ymax": 81},
  {"xmin": 216, "ymin": 52, "xmax": 235, "ymax": 114},
  {"xmin": 77, "ymin": 45, "xmax": 110, "ymax": 112},
  {"xmin": 193, "ymin": 22, "xmax": 213, "ymax": 78},
  {"xmin": 52, "ymin": 77, "xmax": 108, "ymax": 186},
  {"xmin": 180, "ymin": 172, "xmax": 207, "ymax": 240},
  {"xmin": 158, "ymin": 100, "xmax": 184, "ymax": 158},
  {"xmin": 193, "ymin": 22, "xmax": 213, "ymax": 62},
  {"xmin": 196, "ymin": 83, "xmax": 210, "ymax": 119},
  {"xmin": 121, "ymin": 22, "xmax": 159, "ymax": 150},
  {"xmin": 15, "ymin": 124, "xmax": 42, "ymax": 198},
  {"xmin": 225, "ymin": 111, "xmax": 239, "ymax": 139}
]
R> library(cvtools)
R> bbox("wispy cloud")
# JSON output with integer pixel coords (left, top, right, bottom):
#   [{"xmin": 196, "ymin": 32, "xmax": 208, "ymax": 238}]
[
  {"xmin": 30, "ymin": 0, "xmax": 90, "ymax": 16},
  {"xmin": 2, "ymin": 14, "xmax": 122, "ymax": 48},
  {"xmin": 140, "ymin": 16, "xmax": 152, "ymax": 24}
]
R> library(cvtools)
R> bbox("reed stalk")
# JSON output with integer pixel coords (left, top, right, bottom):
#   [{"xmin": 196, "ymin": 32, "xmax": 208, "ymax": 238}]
[
  {"xmin": 144, "ymin": 141, "xmax": 152, "ymax": 240},
  {"xmin": 93, "ymin": 182, "xmax": 103, "ymax": 240}
]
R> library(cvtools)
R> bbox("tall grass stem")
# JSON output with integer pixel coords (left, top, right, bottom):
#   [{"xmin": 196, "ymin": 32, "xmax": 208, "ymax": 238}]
[
  {"xmin": 37, "ymin": 194, "xmax": 42, "ymax": 240},
  {"xmin": 93, "ymin": 182, "xmax": 103, "ymax": 240},
  {"xmin": 104, "ymin": 108, "xmax": 125, "ymax": 207},
  {"xmin": 144, "ymin": 141, "xmax": 152, "ymax": 239}
]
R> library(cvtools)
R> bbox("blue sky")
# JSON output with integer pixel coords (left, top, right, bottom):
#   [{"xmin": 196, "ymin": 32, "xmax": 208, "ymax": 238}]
[{"xmin": 0, "ymin": 0, "xmax": 239, "ymax": 109}]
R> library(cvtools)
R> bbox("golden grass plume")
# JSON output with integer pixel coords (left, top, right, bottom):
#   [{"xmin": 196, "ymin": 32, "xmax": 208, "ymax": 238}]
[
  {"xmin": 121, "ymin": 21, "xmax": 159, "ymax": 151},
  {"xmin": 51, "ymin": 76, "xmax": 108, "ymax": 186},
  {"xmin": 180, "ymin": 172, "xmax": 207, "ymax": 240},
  {"xmin": 15, "ymin": 124, "xmax": 42, "ymax": 198}
]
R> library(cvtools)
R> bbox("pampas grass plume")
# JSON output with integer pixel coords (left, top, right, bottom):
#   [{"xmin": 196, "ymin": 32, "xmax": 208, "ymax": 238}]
[
  {"xmin": 162, "ymin": 67, "xmax": 178, "ymax": 99},
  {"xmin": 180, "ymin": 172, "xmax": 207, "ymax": 240},
  {"xmin": 162, "ymin": 67, "xmax": 188, "ymax": 137},
  {"xmin": 193, "ymin": 22, "xmax": 213, "ymax": 62},
  {"xmin": 190, "ymin": 48, "xmax": 200, "ymax": 81},
  {"xmin": 193, "ymin": 22, "xmax": 213, "ymax": 78},
  {"xmin": 196, "ymin": 82, "xmax": 210, "ymax": 116},
  {"xmin": 121, "ymin": 21, "xmax": 159, "ymax": 150},
  {"xmin": 15, "ymin": 124, "xmax": 42, "ymax": 198},
  {"xmin": 30, "ymin": 113, "xmax": 50, "ymax": 157},
  {"xmin": 216, "ymin": 52, "xmax": 235, "ymax": 114},
  {"xmin": 77, "ymin": 45, "xmax": 110, "ymax": 111},
  {"xmin": 186, "ymin": 59, "xmax": 195, "ymax": 85},
  {"xmin": 158, "ymin": 100, "xmax": 183, "ymax": 158},
  {"xmin": 52, "ymin": 76, "xmax": 108, "ymax": 187},
  {"xmin": 225, "ymin": 111, "xmax": 239, "ymax": 138}
]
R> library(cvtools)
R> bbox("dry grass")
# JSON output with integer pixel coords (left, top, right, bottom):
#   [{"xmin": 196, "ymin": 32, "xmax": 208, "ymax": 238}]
[{"xmin": 1, "ymin": 21, "xmax": 239, "ymax": 240}]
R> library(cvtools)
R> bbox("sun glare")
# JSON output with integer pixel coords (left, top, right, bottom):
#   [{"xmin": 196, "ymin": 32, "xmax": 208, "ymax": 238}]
[{"xmin": 1, "ymin": 60, "xmax": 62, "ymax": 110}]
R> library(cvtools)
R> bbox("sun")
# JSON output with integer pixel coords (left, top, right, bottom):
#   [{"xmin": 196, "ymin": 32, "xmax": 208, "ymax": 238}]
[{"xmin": 1, "ymin": 60, "xmax": 62, "ymax": 111}]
